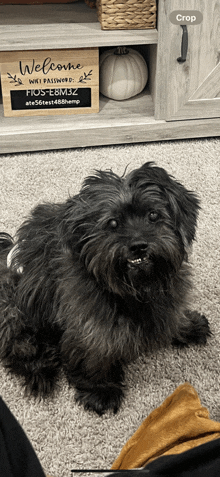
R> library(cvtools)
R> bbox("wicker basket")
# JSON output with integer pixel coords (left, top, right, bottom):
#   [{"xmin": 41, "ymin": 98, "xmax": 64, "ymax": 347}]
[{"xmin": 96, "ymin": 0, "xmax": 157, "ymax": 30}]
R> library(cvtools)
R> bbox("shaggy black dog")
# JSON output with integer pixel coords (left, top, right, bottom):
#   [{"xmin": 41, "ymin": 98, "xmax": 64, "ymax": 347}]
[{"xmin": 0, "ymin": 162, "xmax": 211, "ymax": 415}]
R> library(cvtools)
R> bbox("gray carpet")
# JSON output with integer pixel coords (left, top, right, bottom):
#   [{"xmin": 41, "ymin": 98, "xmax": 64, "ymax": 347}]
[{"xmin": 0, "ymin": 138, "xmax": 220, "ymax": 477}]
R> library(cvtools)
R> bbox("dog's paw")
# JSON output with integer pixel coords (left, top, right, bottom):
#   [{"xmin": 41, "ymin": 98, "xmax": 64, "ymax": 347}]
[
  {"xmin": 75, "ymin": 384, "xmax": 124, "ymax": 416},
  {"xmin": 22, "ymin": 371, "xmax": 58, "ymax": 398},
  {"xmin": 173, "ymin": 311, "xmax": 212, "ymax": 347}
]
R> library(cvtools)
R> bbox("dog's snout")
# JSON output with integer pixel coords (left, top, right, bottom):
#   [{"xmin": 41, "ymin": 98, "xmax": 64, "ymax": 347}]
[{"xmin": 129, "ymin": 241, "xmax": 148, "ymax": 254}]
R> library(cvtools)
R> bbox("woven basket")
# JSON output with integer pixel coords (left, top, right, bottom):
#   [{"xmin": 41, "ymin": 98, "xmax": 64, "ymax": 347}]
[{"xmin": 96, "ymin": 0, "xmax": 157, "ymax": 30}]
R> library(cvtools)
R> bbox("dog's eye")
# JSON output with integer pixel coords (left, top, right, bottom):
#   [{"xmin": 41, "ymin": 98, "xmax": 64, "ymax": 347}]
[
  {"xmin": 149, "ymin": 211, "xmax": 159, "ymax": 222},
  {"xmin": 108, "ymin": 219, "xmax": 118, "ymax": 229}
]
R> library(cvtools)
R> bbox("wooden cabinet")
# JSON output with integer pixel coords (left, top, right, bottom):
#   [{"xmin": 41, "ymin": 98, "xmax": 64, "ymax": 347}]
[
  {"xmin": 0, "ymin": 0, "xmax": 220, "ymax": 153},
  {"xmin": 155, "ymin": 0, "xmax": 220, "ymax": 120}
]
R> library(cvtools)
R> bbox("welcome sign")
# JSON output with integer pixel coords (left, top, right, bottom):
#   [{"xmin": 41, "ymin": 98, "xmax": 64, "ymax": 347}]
[{"xmin": 0, "ymin": 48, "xmax": 99, "ymax": 117}]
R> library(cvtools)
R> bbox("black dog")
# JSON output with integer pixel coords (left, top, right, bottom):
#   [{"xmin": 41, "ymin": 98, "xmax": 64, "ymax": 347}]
[{"xmin": 0, "ymin": 162, "xmax": 211, "ymax": 415}]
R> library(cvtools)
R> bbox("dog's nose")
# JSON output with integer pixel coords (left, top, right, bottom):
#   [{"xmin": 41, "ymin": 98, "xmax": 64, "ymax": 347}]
[{"xmin": 129, "ymin": 241, "xmax": 148, "ymax": 254}]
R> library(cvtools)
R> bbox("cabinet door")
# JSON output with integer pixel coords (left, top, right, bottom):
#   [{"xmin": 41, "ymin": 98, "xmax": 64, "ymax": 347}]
[{"xmin": 155, "ymin": 0, "xmax": 220, "ymax": 120}]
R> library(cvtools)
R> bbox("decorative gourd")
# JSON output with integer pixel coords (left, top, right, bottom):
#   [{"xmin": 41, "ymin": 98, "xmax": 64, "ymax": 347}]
[{"xmin": 99, "ymin": 47, "xmax": 148, "ymax": 101}]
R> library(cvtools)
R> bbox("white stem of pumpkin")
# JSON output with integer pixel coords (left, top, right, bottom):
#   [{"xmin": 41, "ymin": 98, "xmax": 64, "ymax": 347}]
[{"xmin": 114, "ymin": 47, "xmax": 129, "ymax": 56}]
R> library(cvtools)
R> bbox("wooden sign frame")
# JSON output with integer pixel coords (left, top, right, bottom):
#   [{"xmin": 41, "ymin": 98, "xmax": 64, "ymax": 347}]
[{"xmin": 0, "ymin": 48, "xmax": 99, "ymax": 117}]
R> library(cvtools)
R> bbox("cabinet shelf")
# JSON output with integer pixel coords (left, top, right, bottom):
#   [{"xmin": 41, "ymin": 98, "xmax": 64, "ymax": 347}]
[
  {"xmin": 0, "ymin": 3, "xmax": 158, "ymax": 51},
  {"xmin": 1, "ymin": 86, "xmax": 220, "ymax": 154},
  {"xmin": 0, "ymin": 89, "xmax": 157, "ymax": 152}
]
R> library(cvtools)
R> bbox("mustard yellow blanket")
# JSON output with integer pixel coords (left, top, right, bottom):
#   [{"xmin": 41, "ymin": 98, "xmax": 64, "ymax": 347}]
[{"xmin": 111, "ymin": 383, "xmax": 220, "ymax": 470}]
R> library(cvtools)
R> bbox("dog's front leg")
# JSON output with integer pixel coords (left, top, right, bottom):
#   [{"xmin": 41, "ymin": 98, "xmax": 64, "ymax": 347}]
[
  {"xmin": 172, "ymin": 310, "xmax": 211, "ymax": 347},
  {"xmin": 61, "ymin": 346, "xmax": 125, "ymax": 415},
  {"xmin": 75, "ymin": 361, "xmax": 125, "ymax": 416}
]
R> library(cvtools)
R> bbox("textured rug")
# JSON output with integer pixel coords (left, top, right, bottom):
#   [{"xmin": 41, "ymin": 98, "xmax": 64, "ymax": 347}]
[{"xmin": 0, "ymin": 137, "xmax": 219, "ymax": 477}]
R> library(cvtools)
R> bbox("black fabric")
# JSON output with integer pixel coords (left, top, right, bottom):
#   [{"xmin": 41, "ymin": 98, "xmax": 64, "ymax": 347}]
[
  {"xmin": 0, "ymin": 396, "xmax": 45, "ymax": 477},
  {"xmin": 144, "ymin": 437, "xmax": 220, "ymax": 476}
]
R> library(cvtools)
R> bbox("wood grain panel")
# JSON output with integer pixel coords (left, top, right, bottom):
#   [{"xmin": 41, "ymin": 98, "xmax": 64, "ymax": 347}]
[{"xmin": 155, "ymin": 0, "xmax": 220, "ymax": 120}]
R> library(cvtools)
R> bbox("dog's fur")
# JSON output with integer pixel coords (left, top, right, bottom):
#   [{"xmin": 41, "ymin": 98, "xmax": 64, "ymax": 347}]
[{"xmin": 0, "ymin": 162, "xmax": 211, "ymax": 415}]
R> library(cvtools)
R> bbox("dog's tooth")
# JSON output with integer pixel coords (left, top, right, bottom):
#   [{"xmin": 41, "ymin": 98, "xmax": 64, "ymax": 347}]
[
  {"xmin": 128, "ymin": 257, "xmax": 143, "ymax": 264},
  {"xmin": 127, "ymin": 256, "xmax": 149, "ymax": 265}
]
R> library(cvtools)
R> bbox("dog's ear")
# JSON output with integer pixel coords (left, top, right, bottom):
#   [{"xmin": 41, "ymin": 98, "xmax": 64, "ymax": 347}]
[
  {"xmin": 127, "ymin": 162, "xmax": 200, "ymax": 247},
  {"xmin": 163, "ymin": 176, "xmax": 200, "ymax": 247}
]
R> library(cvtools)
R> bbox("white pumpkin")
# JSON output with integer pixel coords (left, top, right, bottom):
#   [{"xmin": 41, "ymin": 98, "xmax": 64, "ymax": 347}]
[{"xmin": 99, "ymin": 47, "xmax": 148, "ymax": 101}]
